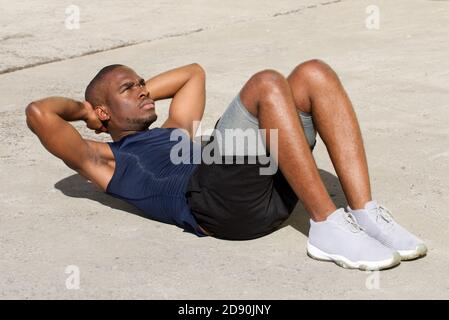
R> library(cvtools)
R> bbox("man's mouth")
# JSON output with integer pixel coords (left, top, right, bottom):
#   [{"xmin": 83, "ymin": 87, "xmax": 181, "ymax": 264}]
[{"xmin": 139, "ymin": 99, "xmax": 155, "ymax": 109}]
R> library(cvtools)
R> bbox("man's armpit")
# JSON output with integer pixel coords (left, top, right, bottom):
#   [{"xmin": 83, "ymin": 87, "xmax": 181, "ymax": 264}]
[{"xmin": 85, "ymin": 140, "xmax": 114, "ymax": 166}]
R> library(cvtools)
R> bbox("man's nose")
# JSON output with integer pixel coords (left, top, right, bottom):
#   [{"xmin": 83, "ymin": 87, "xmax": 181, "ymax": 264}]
[{"xmin": 138, "ymin": 85, "xmax": 150, "ymax": 99}]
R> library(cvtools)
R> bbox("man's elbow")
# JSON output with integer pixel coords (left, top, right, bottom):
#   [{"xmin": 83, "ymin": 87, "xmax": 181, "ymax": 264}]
[
  {"xmin": 191, "ymin": 63, "xmax": 206, "ymax": 78},
  {"xmin": 25, "ymin": 102, "xmax": 42, "ymax": 133}
]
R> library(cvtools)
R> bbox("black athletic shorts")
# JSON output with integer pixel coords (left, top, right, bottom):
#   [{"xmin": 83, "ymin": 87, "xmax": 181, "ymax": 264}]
[
  {"xmin": 185, "ymin": 125, "xmax": 318, "ymax": 241},
  {"xmin": 186, "ymin": 157, "xmax": 298, "ymax": 240}
]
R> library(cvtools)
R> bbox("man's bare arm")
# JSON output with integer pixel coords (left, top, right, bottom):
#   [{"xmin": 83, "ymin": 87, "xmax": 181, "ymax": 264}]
[
  {"xmin": 145, "ymin": 63, "xmax": 206, "ymax": 137},
  {"xmin": 25, "ymin": 98, "xmax": 112, "ymax": 190}
]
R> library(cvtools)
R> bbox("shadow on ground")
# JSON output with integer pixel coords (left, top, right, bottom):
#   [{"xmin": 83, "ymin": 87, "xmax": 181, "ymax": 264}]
[
  {"xmin": 280, "ymin": 169, "xmax": 347, "ymax": 237},
  {"xmin": 54, "ymin": 174, "xmax": 145, "ymax": 218},
  {"xmin": 55, "ymin": 169, "xmax": 347, "ymax": 237}
]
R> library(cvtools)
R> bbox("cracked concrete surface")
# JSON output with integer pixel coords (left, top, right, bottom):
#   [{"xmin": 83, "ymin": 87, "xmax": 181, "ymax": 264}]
[
  {"xmin": 1, "ymin": 0, "xmax": 449, "ymax": 299},
  {"xmin": 0, "ymin": 0, "xmax": 341, "ymax": 74}
]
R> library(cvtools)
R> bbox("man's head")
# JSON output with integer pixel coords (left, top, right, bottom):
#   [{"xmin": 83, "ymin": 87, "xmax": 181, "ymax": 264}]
[{"xmin": 84, "ymin": 64, "xmax": 157, "ymax": 134}]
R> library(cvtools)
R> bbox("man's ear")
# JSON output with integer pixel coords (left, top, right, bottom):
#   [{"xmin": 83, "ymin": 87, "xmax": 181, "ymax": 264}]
[{"xmin": 94, "ymin": 105, "xmax": 111, "ymax": 121}]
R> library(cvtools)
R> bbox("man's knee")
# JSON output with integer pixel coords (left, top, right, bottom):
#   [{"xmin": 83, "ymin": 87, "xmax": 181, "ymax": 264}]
[
  {"xmin": 249, "ymin": 69, "xmax": 286, "ymax": 91},
  {"xmin": 291, "ymin": 59, "xmax": 336, "ymax": 84},
  {"xmin": 240, "ymin": 69, "xmax": 288, "ymax": 115}
]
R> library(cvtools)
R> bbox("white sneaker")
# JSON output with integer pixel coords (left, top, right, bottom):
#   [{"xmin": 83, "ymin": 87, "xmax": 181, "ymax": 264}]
[
  {"xmin": 307, "ymin": 208, "xmax": 401, "ymax": 271},
  {"xmin": 348, "ymin": 200, "xmax": 427, "ymax": 261}
]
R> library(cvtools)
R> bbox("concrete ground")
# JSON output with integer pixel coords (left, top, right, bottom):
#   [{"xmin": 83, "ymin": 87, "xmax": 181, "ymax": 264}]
[{"xmin": 1, "ymin": 0, "xmax": 448, "ymax": 299}]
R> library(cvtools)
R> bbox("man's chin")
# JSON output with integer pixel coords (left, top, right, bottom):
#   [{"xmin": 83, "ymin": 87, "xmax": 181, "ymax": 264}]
[
  {"xmin": 125, "ymin": 112, "xmax": 158, "ymax": 129},
  {"xmin": 142, "ymin": 113, "xmax": 157, "ymax": 129}
]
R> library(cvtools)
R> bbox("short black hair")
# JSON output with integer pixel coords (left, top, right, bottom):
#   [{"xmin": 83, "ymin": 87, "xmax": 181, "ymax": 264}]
[{"xmin": 84, "ymin": 64, "xmax": 124, "ymax": 106}]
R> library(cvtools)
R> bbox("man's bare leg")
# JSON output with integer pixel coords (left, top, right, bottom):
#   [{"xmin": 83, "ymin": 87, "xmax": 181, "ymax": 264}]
[
  {"xmin": 283, "ymin": 60, "xmax": 426, "ymax": 261},
  {"xmin": 238, "ymin": 68, "xmax": 403, "ymax": 270},
  {"xmin": 239, "ymin": 70, "xmax": 336, "ymax": 222},
  {"xmin": 286, "ymin": 59, "xmax": 371, "ymax": 210}
]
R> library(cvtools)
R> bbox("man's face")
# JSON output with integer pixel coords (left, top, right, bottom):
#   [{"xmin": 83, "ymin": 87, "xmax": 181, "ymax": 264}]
[{"xmin": 104, "ymin": 66, "xmax": 157, "ymax": 131}]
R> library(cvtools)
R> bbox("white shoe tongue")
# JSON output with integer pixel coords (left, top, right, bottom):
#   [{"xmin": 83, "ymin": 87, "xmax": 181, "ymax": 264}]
[{"xmin": 365, "ymin": 200, "xmax": 378, "ymax": 211}]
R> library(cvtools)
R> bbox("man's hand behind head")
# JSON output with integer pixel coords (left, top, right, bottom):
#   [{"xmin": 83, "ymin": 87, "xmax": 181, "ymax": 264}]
[{"xmin": 83, "ymin": 101, "xmax": 108, "ymax": 134}]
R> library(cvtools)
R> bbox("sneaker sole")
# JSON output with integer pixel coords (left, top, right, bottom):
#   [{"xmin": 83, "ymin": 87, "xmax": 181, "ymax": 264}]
[
  {"xmin": 307, "ymin": 242, "xmax": 401, "ymax": 271},
  {"xmin": 398, "ymin": 244, "xmax": 427, "ymax": 261}
]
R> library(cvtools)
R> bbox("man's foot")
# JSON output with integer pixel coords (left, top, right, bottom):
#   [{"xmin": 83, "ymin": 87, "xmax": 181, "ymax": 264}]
[
  {"xmin": 307, "ymin": 208, "xmax": 401, "ymax": 271},
  {"xmin": 348, "ymin": 201, "xmax": 427, "ymax": 261}
]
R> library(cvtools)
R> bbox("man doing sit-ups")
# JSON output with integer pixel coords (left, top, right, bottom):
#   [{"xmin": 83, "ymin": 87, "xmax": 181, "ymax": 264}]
[{"xmin": 26, "ymin": 61, "xmax": 427, "ymax": 270}]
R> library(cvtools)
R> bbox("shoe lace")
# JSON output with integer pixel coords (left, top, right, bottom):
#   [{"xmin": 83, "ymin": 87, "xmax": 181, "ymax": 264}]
[
  {"xmin": 343, "ymin": 212, "xmax": 364, "ymax": 233},
  {"xmin": 376, "ymin": 205, "xmax": 395, "ymax": 224}
]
